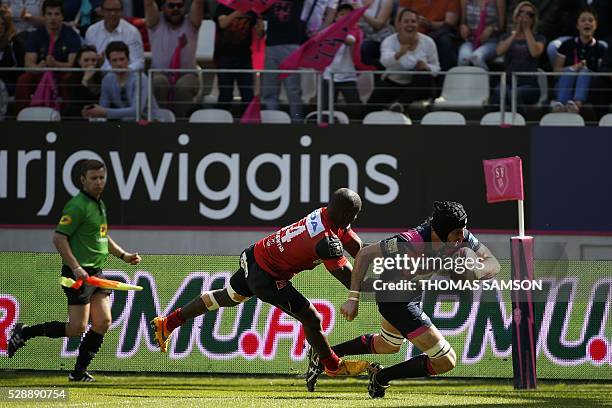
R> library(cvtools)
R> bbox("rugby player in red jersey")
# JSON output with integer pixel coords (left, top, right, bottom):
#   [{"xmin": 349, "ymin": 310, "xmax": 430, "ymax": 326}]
[{"xmin": 150, "ymin": 188, "xmax": 369, "ymax": 376}]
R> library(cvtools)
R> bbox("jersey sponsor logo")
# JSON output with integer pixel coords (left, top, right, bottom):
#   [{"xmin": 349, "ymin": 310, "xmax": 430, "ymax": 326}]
[
  {"xmin": 385, "ymin": 238, "xmax": 398, "ymax": 254},
  {"xmin": 306, "ymin": 209, "xmax": 325, "ymax": 238},
  {"xmin": 100, "ymin": 224, "xmax": 108, "ymax": 237},
  {"xmin": 59, "ymin": 215, "xmax": 72, "ymax": 225}
]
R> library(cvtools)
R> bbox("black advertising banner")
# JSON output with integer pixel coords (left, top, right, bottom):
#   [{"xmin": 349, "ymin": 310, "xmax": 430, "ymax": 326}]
[{"xmin": 0, "ymin": 123, "xmax": 529, "ymax": 229}]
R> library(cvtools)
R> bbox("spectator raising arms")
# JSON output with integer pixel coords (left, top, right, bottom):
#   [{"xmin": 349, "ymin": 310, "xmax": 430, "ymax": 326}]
[
  {"xmin": 213, "ymin": 2, "xmax": 263, "ymax": 113},
  {"xmin": 492, "ymin": 1, "xmax": 544, "ymax": 111},
  {"xmin": 356, "ymin": 0, "xmax": 394, "ymax": 68},
  {"xmin": 3, "ymin": 0, "xmax": 45, "ymax": 35},
  {"xmin": 85, "ymin": 0, "xmax": 145, "ymax": 71},
  {"xmin": 458, "ymin": 0, "xmax": 505, "ymax": 70},
  {"xmin": 552, "ymin": 7, "xmax": 606, "ymax": 114},
  {"xmin": 145, "ymin": 0, "xmax": 203, "ymax": 118},
  {"xmin": 367, "ymin": 8, "xmax": 440, "ymax": 111}
]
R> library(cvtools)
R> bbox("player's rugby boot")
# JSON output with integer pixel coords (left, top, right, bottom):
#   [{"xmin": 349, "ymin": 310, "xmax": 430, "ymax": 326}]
[
  {"xmin": 7, "ymin": 323, "xmax": 27, "ymax": 358},
  {"xmin": 305, "ymin": 346, "xmax": 324, "ymax": 392},
  {"xmin": 150, "ymin": 316, "xmax": 171, "ymax": 352},
  {"xmin": 367, "ymin": 363, "xmax": 389, "ymax": 398},
  {"xmin": 69, "ymin": 370, "xmax": 95, "ymax": 382},
  {"xmin": 324, "ymin": 358, "xmax": 370, "ymax": 377}
]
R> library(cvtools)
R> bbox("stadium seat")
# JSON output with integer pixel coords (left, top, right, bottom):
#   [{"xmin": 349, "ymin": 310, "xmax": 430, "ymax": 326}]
[
  {"xmin": 357, "ymin": 72, "xmax": 374, "ymax": 103},
  {"xmin": 260, "ymin": 110, "xmax": 292, "ymax": 124},
  {"xmin": 16, "ymin": 107, "xmax": 61, "ymax": 121},
  {"xmin": 598, "ymin": 114, "xmax": 612, "ymax": 127},
  {"xmin": 434, "ymin": 66, "xmax": 489, "ymax": 107},
  {"xmin": 194, "ymin": 19, "xmax": 216, "ymax": 103},
  {"xmin": 362, "ymin": 111, "xmax": 412, "ymax": 125},
  {"xmin": 421, "ymin": 111, "xmax": 466, "ymax": 125},
  {"xmin": 156, "ymin": 108, "xmax": 176, "ymax": 123},
  {"xmin": 304, "ymin": 110, "xmax": 350, "ymax": 124},
  {"xmin": 301, "ymin": 71, "xmax": 317, "ymax": 104},
  {"xmin": 189, "ymin": 109, "xmax": 234, "ymax": 123},
  {"xmin": 480, "ymin": 112, "xmax": 526, "ymax": 126},
  {"xmin": 539, "ymin": 113, "xmax": 585, "ymax": 127}
]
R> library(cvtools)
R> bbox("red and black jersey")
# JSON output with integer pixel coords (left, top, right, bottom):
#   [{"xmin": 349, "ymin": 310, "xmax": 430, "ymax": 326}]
[{"xmin": 253, "ymin": 207, "xmax": 360, "ymax": 280}]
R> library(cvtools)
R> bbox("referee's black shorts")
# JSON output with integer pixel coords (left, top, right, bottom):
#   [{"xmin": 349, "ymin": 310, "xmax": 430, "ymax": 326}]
[
  {"xmin": 229, "ymin": 246, "xmax": 310, "ymax": 317},
  {"xmin": 61, "ymin": 265, "xmax": 111, "ymax": 305}
]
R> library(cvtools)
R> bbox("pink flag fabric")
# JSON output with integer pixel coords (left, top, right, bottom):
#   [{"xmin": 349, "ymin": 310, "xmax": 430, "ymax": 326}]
[
  {"xmin": 240, "ymin": 95, "xmax": 261, "ymax": 124},
  {"xmin": 251, "ymin": 27, "xmax": 265, "ymax": 70},
  {"xmin": 278, "ymin": 6, "xmax": 368, "ymax": 79},
  {"xmin": 483, "ymin": 156, "xmax": 524, "ymax": 203},
  {"xmin": 30, "ymin": 33, "xmax": 60, "ymax": 110},
  {"xmin": 473, "ymin": 0, "xmax": 490, "ymax": 48},
  {"xmin": 216, "ymin": 0, "xmax": 279, "ymax": 14},
  {"xmin": 169, "ymin": 33, "xmax": 187, "ymax": 85}
]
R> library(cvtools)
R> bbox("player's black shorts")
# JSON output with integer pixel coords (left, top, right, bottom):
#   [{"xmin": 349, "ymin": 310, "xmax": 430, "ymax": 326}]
[
  {"xmin": 377, "ymin": 297, "xmax": 432, "ymax": 340},
  {"xmin": 61, "ymin": 265, "xmax": 111, "ymax": 305},
  {"xmin": 229, "ymin": 246, "xmax": 310, "ymax": 316}
]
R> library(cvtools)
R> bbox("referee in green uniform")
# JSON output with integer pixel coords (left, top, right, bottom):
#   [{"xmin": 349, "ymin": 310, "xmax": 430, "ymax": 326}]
[{"xmin": 7, "ymin": 159, "xmax": 142, "ymax": 382}]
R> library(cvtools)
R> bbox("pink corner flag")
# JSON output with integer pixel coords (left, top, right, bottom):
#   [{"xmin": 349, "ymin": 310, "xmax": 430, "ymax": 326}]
[
  {"xmin": 240, "ymin": 95, "xmax": 261, "ymax": 124},
  {"xmin": 483, "ymin": 156, "xmax": 524, "ymax": 203},
  {"xmin": 278, "ymin": 6, "xmax": 368, "ymax": 79}
]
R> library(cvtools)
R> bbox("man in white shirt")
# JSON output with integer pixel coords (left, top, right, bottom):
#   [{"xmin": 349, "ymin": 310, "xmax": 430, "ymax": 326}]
[
  {"xmin": 85, "ymin": 0, "xmax": 145, "ymax": 71},
  {"xmin": 145, "ymin": 0, "xmax": 202, "ymax": 118}
]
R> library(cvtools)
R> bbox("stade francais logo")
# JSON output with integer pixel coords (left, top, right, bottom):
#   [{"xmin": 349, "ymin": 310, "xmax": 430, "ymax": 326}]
[
  {"xmin": 1, "ymin": 274, "xmax": 609, "ymax": 370},
  {"xmin": 0, "ymin": 133, "xmax": 399, "ymax": 221}
]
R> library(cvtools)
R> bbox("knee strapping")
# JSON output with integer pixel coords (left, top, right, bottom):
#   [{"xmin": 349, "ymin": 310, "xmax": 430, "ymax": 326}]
[
  {"xmin": 424, "ymin": 339, "xmax": 451, "ymax": 359},
  {"xmin": 380, "ymin": 327, "xmax": 405, "ymax": 348}
]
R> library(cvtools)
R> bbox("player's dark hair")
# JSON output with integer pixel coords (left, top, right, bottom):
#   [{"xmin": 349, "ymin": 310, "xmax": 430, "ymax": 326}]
[
  {"xmin": 427, "ymin": 201, "xmax": 468, "ymax": 242},
  {"xmin": 328, "ymin": 188, "xmax": 362, "ymax": 227},
  {"xmin": 79, "ymin": 160, "xmax": 106, "ymax": 177},
  {"xmin": 42, "ymin": 0, "xmax": 64, "ymax": 15},
  {"xmin": 105, "ymin": 41, "xmax": 130, "ymax": 60}
]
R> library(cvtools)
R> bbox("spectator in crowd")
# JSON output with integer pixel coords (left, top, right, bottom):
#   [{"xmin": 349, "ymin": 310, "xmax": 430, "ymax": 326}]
[
  {"xmin": 355, "ymin": 0, "xmax": 394, "ymax": 68},
  {"xmin": 85, "ymin": 0, "xmax": 145, "ymax": 70},
  {"xmin": 0, "ymin": 5, "xmax": 25, "ymax": 95},
  {"xmin": 458, "ymin": 0, "xmax": 505, "ymax": 70},
  {"xmin": 399, "ymin": 0, "xmax": 460, "ymax": 71},
  {"xmin": 552, "ymin": 7, "xmax": 606, "ymax": 114},
  {"xmin": 505, "ymin": 1, "xmax": 557, "ymax": 40},
  {"xmin": 145, "ymin": 0, "xmax": 202, "ymax": 118},
  {"xmin": 81, "ymin": 41, "xmax": 159, "ymax": 120},
  {"xmin": 300, "ymin": 0, "xmax": 337, "ymax": 42},
  {"xmin": 61, "ymin": 45, "xmax": 101, "ymax": 117},
  {"xmin": 544, "ymin": 1, "xmax": 610, "ymax": 67},
  {"xmin": 2, "ymin": 0, "xmax": 44, "ymax": 35},
  {"xmin": 14, "ymin": 0, "xmax": 81, "ymax": 111},
  {"xmin": 63, "ymin": 0, "xmax": 103, "ymax": 36},
  {"xmin": 367, "ymin": 8, "xmax": 439, "ymax": 111},
  {"xmin": 213, "ymin": 2, "xmax": 263, "ymax": 113},
  {"xmin": 491, "ymin": 1, "xmax": 544, "ymax": 111},
  {"xmin": 262, "ymin": 0, "xmax": 304, "ymax": 123},
  {"xmin": 321, "ymin": 3, "xmax": 367, "ymax": 117}
]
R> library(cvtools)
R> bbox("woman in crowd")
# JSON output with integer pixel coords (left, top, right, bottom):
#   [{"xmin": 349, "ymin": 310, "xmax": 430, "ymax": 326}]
[
  {"xmin": 0, "ymin": 6, "xmax": 25, "ymax": 95},
  {"xmin": 492, "ymin": 1, "xmax": 545, "ymax": 111},
  {"xmin": 61, "ymin": 45, "xmax": 101, "ymax": 118},
  {"xmin": 552, "ymin": 7, "xmax": 606, "ymax": 113},
  {"xmin": 356, "ymin": 0, "xmax": 394, "ymax": 68}
]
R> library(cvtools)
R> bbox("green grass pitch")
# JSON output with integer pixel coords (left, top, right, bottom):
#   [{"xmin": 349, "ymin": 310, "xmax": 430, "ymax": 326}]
[{"xmin": 1, "ymin": 373, "xmax": 611, "ymax": 407}]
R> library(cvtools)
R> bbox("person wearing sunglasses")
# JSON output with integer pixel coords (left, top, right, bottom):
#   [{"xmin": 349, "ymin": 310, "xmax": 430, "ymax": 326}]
[
  {"xmin": 84, "ymin": 0, "xmax": 145, "ymax": 71},
  {"xmin": 491, "ymin": 1, "xmax": 545, "ymax": 112},
  {"xmin": 145, "ymin": 0, "xmax": 203, "ymax": 119}
]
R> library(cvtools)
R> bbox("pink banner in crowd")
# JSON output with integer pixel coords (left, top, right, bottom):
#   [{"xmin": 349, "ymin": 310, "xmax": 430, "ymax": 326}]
[
  {"xmin": 240, "ymin": 95, "xmax": 261, "ymax": 124},
  {"xmin": 278, "ymin": 6, "xmax": 368, "ymax": 79},
  {"xmin": 483, "ymin": 156, "xmax": 524, "ymax": 203},
  {"xmin": 216, "ymin": 0, "xmax": 279, "ymax": 14}
]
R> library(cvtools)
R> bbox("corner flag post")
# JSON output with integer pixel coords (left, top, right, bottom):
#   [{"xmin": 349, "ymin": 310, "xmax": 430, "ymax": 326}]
[{"xmin": 483, "ymin": 156, "xmax": 536, "ymax": 389}]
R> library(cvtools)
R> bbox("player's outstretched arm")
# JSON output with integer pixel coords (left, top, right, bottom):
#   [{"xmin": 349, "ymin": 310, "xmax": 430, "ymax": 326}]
[
  {"xmin": 456, "ymin": 243, "xmax": 500, "ymax": 281},
  {"xmin": 108, "ymin": 236, "xmax": 142, "ymax": 265},
  {"xmin": 340, "ymin": 243, "xmax": 384, "ymax": 321}
]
